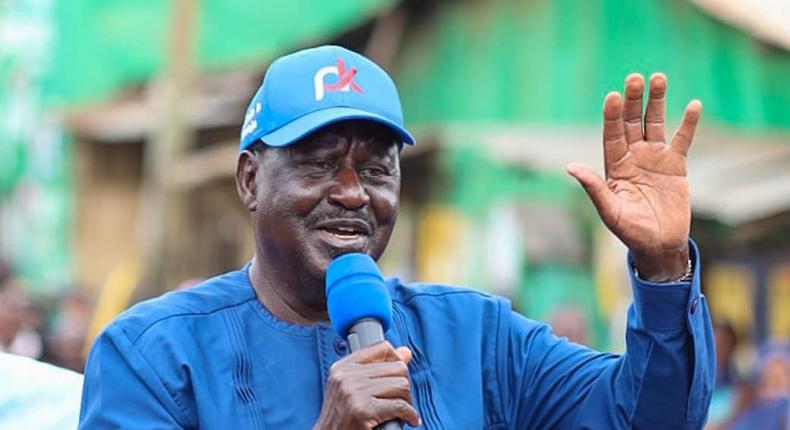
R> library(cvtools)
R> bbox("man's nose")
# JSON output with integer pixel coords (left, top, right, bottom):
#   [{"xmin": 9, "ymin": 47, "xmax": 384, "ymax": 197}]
[{"xmin": 328, "ymin": 167, "xmax": 370, "ymax": 210}]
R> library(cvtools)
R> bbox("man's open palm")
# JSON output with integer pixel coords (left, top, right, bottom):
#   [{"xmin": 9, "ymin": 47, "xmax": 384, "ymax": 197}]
[{"xmin": 568, "ymin": 73, "xmax": 702, "ymax": 280}]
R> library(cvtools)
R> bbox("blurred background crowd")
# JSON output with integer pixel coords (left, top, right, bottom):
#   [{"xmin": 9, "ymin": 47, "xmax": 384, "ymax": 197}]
[{"xmin": 1, "ymin": 0, "xmax": 789, "ymax": 428}]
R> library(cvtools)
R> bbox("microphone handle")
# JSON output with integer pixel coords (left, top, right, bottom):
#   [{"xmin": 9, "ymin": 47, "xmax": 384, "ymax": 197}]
[
  {"xmin": 347, "ymin": 318, "xmax": 385, "ymax": 351},
  {"xmin": 379, "ymin": 419, "xmax": 404, "ymax": 430},
  {"xmin": 347, "ymin": 319, "xmax": 404, "ymax": 430}
]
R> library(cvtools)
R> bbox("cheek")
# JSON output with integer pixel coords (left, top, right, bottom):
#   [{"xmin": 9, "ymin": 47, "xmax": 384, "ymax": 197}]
[
  {"xmin": 255, "ymin": 185, "xmax": 325, "ymax": 249},
  {"xmin": 260, "ymin": 177, "xmax": 324, "ymax": 219},
  {"xmin": 367, "ymin": 189, "xmax": 398, "ymax": 260},
  {"xmin": 370, "ymin": 187, "xmax": 399, "ymax": 227}
]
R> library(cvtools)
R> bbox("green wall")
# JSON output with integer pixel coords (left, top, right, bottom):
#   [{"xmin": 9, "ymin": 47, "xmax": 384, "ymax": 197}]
[{"xmin": 395, "ymin": 0, "xmax": 790, "ymax": 131}]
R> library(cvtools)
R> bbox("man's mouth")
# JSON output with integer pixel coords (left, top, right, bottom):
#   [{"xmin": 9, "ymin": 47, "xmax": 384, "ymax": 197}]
[
  {"xmin": 324, "ymin": 226, "xmax": 363, "ymax": 239},
  {"xmin": 314, "ymin": 219, "xmax": 372, "ymax": 249}
]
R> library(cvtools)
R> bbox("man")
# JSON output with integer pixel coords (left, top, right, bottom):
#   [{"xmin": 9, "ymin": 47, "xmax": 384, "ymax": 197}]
[{"xmin": 80, "ymin": 45, "xmax": 714, "ymax": 429}]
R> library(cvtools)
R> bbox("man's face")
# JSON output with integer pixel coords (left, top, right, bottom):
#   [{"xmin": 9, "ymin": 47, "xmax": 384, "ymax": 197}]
[{"xmin": 250, "ymin": 120, "xmax": 401, "ymax": 284}]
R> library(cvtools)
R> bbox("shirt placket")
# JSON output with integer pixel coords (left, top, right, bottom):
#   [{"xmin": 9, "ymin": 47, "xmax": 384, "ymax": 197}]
[{"xmin": 315, "ymin": 324, "xmax": 349, "ymax": 394}]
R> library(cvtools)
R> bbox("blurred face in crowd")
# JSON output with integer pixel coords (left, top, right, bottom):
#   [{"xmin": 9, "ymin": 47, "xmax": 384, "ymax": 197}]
[
  {"xmin": 714, "ymin": 323, "xmax": 737, "ymax": 366},
  {"xmin": 759, "ymin": 354, "xmax": 790, "ymax": 400},
  {"xmin": 238, "ymin": 120, "xmax": 401, "ymax": 306}
]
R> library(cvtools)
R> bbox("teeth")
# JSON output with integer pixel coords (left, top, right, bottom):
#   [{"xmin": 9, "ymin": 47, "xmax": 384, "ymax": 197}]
[
  {"xmin": 326, "ymin": 228, "xmax": 359, "ymax": 237},
  {"xmin": 320, "ymin": 224, "xmax": 366, "ymax": 238}
]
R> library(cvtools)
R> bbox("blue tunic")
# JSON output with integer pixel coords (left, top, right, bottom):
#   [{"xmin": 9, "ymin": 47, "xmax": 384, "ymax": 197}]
[{"xmin": 79, "ymin": 243, "xmax": 714, "ymax": 429}]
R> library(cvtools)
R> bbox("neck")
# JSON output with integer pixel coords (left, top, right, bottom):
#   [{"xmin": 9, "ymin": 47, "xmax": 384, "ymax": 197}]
[{"xmin": 248, "ymin": 254, "xmax": 328, "ymax": 325}]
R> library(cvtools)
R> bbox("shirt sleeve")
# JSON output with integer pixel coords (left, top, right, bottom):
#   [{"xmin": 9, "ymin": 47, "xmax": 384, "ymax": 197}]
[
  {"xmin": 79, "ymin": 324, "xmax": 188, "ymax": 430},
  {"xmin": 501, "ymin": 239, "xmax": 714, "ymax": 429}
]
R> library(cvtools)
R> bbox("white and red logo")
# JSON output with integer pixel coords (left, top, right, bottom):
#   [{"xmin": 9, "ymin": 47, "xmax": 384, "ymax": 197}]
[{"xmin": 314, "ymin": 58, "xmax": 363, "ymax": 101}]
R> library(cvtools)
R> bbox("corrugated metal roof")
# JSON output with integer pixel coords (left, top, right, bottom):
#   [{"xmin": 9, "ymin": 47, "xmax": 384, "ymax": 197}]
[
  {"xmin": 441, "ymin": 125, "xmax": 790, "ymax": 225},
  {"xmin": 691, "ymin": 0, "xmax": 790, "ymax": 51},
  {"xmin": 44, "ymin": 0, "xmax": 398, "ymax": 106},
  {"xmin": 394, "ymin": 0, "xmax": 790, "ymax": 130},
  {"xmin": 66, "ymin": 69, "xmax": 258, "ymax": 142}
]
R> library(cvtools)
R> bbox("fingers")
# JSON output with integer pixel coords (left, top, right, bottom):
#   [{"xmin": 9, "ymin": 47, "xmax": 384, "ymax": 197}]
[
  {"xmin": 359, "ymin": 361, "xmax": 410, "ymax": 379},
  {"xmin": 323, "ymin": 342, "xmax": 420, "ymax": 429},
  {"xmin": 373, "ymin": 398, "xmax": 422, "ymax": 427},
  {"xmin": 602, "ymin": 92, "xmax": 627, "ymax": 176},
  {"xmin": 566, "ymin": 163, "xmax": 620, "ymax": 228},
  {"xmin": 394, "ymin": 346, "xmax": 412, "ymax": 365},
  {"xmin": 369, "ymin": 376, "xmax": 413, "ymax": 402},
  {"xmin": 671, "ymin": 100, "xmax": 702, "ymax": 156},
  {"xmin": 351, "ymin": 341, "xmax": 403, "ymax": 364},
  {"xmin": 623, "ymin": 73, "xmax": 644, "ymax": 144},
  {"xmin": 644, "ymin": 73, "xmax": 667, "ymax": 142}
]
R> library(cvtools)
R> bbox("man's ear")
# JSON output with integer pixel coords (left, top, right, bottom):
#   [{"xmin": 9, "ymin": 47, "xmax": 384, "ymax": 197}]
[{"xmin": 235, "ymin": 150, "xmax": 258, "ymax": 211}]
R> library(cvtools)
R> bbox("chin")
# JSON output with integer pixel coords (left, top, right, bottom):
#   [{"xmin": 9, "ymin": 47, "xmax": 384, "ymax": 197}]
[
  {"xmin": 295, "ymin": 256, "xmax": 330, "ymax": 306},
  {"xmin": 302, "ymin": 248, "xmax": 338, "ymax": 281},
  {"xmin": 305, "ymin": 234, "xmax": 389, "ymax": 275},
  {"xmin": 316, "ymin": 239, "xmax": 369, "ymax": 262}
]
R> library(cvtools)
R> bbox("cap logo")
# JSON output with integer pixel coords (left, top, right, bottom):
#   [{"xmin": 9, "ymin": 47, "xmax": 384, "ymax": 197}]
[
  {"xmin": 314, "ymin": 58, "xmax": 363, "ymax": 101},
  {"xmin": 241, "ymin": 102, "xmax": 261, "ymax": 141}
]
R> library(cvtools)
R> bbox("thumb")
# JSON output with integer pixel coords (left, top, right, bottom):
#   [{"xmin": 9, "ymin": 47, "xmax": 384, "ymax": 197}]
[
  {"xmin": 566, "ymin": 163, "xmax": 620, "ymax": 227},
  {"xmin": 394, "ymin": 347, "xmax": 412, "ymax": 365}
]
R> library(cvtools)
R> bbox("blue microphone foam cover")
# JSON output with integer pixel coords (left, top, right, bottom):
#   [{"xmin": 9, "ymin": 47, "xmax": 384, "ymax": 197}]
[{"xmin": 325, "ymin": 253, "xmax": 392, "ymax": 338}]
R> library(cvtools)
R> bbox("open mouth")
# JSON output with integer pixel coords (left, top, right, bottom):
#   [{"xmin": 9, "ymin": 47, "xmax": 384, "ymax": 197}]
[
  {"xmin": 315, "ymin": 219, "xmax": 372, "ymax": 248},
  {"xmin": 322, "ymin": 225, "xmax": 365, "ymax": 239}
]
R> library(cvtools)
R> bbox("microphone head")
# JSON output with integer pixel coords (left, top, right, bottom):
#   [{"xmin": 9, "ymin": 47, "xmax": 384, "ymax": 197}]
[{"xmin": 325, "ymin": 253, "xmax": 392, "ymax": 338}]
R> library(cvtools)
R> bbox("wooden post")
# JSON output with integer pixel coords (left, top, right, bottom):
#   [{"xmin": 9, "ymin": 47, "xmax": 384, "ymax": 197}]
[{"xmin": 138, "ymin": 0, "xmax": 201, "ymax": 296}]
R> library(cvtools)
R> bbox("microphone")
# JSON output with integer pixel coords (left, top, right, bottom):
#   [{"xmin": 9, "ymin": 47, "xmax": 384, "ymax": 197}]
[{"xmin": 325, "ymin": 253, "xmax": 402, "ymax": 430}]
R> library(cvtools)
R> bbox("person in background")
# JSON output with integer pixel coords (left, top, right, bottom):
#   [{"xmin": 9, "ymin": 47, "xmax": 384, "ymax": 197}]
[
  {"xmin": 0, "ymin": 282, "xmax": 43, "ymax": 359},
  {"xmin": 706, "ymin": 321, "xmax": 740, "ymax": 428},
  {"xmin": 715, "ymin": 321, "xmax": 739, "ymax": 388},
  {"xmin": 728, "ymin": 341, "xmax": 790, "ymax": 430},
  {"xmin": 43, "ymin": 292, "xmax": 92, "ymax": 372},
  {"xmin": 0, "ymin": 352, "xmax": 83, "ymax": 430}
]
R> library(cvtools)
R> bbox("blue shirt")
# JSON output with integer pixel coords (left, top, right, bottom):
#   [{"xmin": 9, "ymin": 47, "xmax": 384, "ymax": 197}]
[{"xmin": 79, "ymin": 242, "xmax": 714, "ymax": 429}]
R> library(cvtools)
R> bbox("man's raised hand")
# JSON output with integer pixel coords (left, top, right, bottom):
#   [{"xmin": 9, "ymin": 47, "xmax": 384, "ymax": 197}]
[{"xmin": 567, "ymin": 73, "xmax": 702, "ymax": 282}]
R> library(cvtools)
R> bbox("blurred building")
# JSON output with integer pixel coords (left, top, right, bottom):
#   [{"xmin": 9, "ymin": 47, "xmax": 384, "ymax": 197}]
[{"xmin": 1, "ymin": 0, "xmax": 789, "ymax": 354}]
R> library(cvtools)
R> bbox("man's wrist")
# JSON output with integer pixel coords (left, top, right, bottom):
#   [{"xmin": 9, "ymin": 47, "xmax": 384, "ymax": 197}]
[{"xmin": 631, "ymin": 242, "xmax": 691, "ymax": 282}]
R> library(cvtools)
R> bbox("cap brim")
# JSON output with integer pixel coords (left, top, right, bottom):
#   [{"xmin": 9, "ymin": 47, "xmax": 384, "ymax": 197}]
[{"xmin": 257, "ymin": 107, "xmax": 415, "ymax": 148}]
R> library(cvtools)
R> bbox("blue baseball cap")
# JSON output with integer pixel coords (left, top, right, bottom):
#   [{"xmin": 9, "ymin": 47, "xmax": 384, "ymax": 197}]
[{"xmin": 240, "ymin": 45, "xmax": 415, "ymax": 151}]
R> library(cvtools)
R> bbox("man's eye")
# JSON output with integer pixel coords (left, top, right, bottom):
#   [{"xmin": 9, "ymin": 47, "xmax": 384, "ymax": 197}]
[
  {"xmin": 361, "ymin": 166, "xmax": 388, "ymax": 178},
  {"xmin": 306, "ymin": 161, "xmax": 332, "ymax": 170}
]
